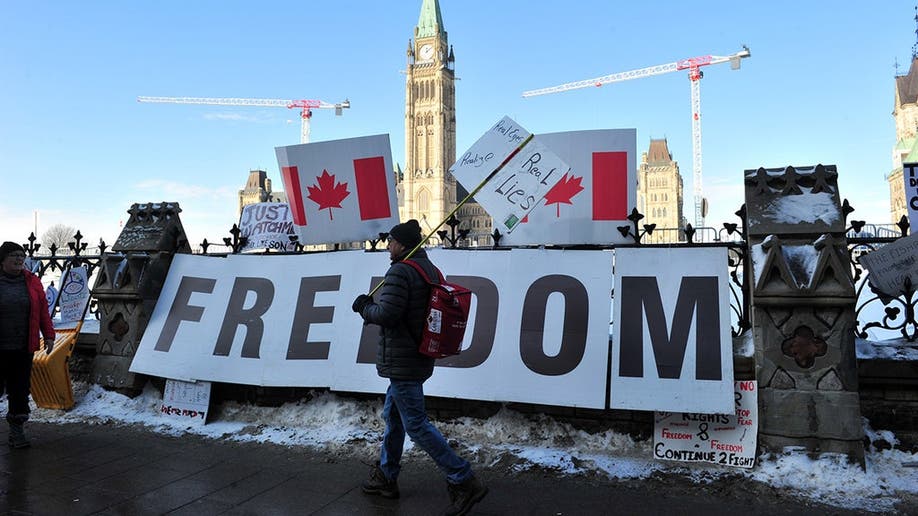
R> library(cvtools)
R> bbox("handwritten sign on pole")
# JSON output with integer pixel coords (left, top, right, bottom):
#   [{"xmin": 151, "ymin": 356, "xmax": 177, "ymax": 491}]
[
  {"xmin": 239, "ymin": 202, "xmax": 296, "ymax": 252},
  {"xmin": 449, "ymin": 116, "xmax": 570, "ymax": 232},
  {"xmin": 161, "ymin": 379, "xmax": 211, "ymax": 426},
  {"xmin": 859, "ymin": 231, "xmax": 918, "ymax": 298},
  {"xmin": 59, "ymin": 266, "xmax": 90, "ymax": 323},
  {"xmin": 653, "ymin": 380, "xmax": 758, "ymax": 468}
]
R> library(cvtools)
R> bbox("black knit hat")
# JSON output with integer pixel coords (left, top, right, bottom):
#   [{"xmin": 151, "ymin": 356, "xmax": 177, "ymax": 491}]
[
  {"xmin": 389, "ymin": 219, "xmax": 423, "ymax": 249},
  {"xmin": 0, "ymin": 241, "xmax": 24, "ymax": 261}
]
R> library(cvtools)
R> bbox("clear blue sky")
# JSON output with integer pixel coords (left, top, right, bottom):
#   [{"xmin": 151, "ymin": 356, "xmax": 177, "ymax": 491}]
[{"xmin": 1, "ymin": 1, "xmax": 912, "ymax": 246}]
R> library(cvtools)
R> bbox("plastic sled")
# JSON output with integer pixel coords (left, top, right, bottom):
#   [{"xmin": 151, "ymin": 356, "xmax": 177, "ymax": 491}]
[{"xmin": 30, "ymin": 322, "xmax": 82, "ymax": 410}]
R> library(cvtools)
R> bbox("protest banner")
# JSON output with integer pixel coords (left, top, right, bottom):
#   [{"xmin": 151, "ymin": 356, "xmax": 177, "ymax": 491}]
[
  {"xmin": 501, "ymin": 129, "xmax": 637, "ymax": 245},
  {"xmin": 612, "ymin": 247, "xmax": 734, "ymax": 414},
  {"xmin": 448, "ymin": 116, "xmax": 570, "ymax": 233},
  {"xmin": 903, "ymin": 162, "xmax": 918, "ymax": 229},
  {"xmin": 859, "ymin": 231, "xmax": 918, "ymax": 297},
  {"xmin": 58, "ymin": 266, "xmax": 90, "ymax": 324},
  {"xmin": 45, "ymin": 283, "xmax": 59, "ymax": 317},
  {"xmin": 276, "ymin": 134, "xmax": 399, "ymax": 245},
  {"xmin": 130, "ymin": 249, "xmax": 614, "ymax": 409},
  {"xmin": 161, "ymin": 379, "xmax": 211, "ymax": 426},
  {"xmin": 238, "ymin": 202, "xmax": 296, "ymax": 252},
  {"xmin": 653, "ymin": 380, "xmax": 758, "ymax": 468}
]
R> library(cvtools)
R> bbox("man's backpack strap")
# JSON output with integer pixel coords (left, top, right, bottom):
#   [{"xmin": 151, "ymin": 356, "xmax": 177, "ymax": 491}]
[{"xmin": 402, "ymin": 259, "xmax": 444, "ymax": 285}]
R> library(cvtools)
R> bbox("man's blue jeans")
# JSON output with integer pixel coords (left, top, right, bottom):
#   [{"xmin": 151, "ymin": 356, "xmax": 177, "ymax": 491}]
[{"xmin": 379, "ymin": 379, "xmax": 471, "ymax": 484}]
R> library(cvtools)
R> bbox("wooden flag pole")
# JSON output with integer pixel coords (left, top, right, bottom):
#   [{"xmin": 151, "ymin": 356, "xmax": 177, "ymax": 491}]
[{"xmin": 367, "ymin": 133, "xmax": 534, "ymax": 297}]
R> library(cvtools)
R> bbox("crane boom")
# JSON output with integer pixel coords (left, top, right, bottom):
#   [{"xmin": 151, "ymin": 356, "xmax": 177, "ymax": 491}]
[
  {"xmin": 137, "ymin": 96, "xmax": 351, "ymax": 143},
  {"xmin": 522, "ymin": 47, "xmax": 750, "ymax": 230}
]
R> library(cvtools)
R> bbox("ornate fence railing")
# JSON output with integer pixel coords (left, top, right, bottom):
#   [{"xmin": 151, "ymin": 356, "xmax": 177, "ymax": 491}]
[{"xmin": 15, "ymin": 202, "xmax": 911, "ymax": 343}]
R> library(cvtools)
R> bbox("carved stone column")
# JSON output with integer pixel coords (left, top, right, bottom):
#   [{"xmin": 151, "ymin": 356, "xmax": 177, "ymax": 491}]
[
  {"xmin": 745, "ymin": 165, "xmax": 864, "ymax": 464},
  {"xmin": 91, "ymin": 203, "xmax": 191, "ymax": 392}
]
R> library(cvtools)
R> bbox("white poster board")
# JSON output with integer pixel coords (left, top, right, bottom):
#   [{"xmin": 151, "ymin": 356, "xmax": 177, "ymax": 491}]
[
  {"xmin": 501, "ymin": 129, "xmax": 637, "ymax": 245},
  {"xmin": 612, "ymin": 247, "xmax": 734, "ymax": 414},
  {"xmin": 130, "ymin": 249, "xmax": 613, "ymax": 408},
  {"xmin": 161, "ymin": 379, "xmax": 211, "ymax": 426},
  {"xmin": 58, "ymin": 266, "xmax": 90, "ymax": 323},
  {"xmin": 449, "ymin": 116, "xmax": 570, "ymax": 233},
  {"xmin": 239, "ymin": 202, "xmax": 296, "ymax": 252},
  {"xmin": 903, "ymin": 162, "xmax": 918, "ymax": 230},
  {"xmin": 276, "ymin": 134, "xmax": 399, "ymax": 245},
  {"xmin": 653, "ymin": 380, "xmax": 758, "ymax": 468},
  {"xmin": 859, "ymin": 231, "xmax": 918, "ymax": 297}
]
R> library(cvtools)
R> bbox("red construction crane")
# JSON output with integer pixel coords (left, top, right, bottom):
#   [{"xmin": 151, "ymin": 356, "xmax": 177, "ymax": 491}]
[
  {"xmin": 523, "ymin": 46, "xmax": 750, "ymax": 229},
  {"xmin": 137, "ymin": 96, "xmax": 351, "ymax": 144}
]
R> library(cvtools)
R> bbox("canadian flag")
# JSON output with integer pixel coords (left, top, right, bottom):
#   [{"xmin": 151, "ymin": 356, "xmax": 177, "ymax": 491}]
[
  {"xmin": 502, "ymin": 129, "xmax": 636, "ymax": 246},
  {"xmin": 275, "ymin": 135, "xmax": 400, "ymax": 245}
]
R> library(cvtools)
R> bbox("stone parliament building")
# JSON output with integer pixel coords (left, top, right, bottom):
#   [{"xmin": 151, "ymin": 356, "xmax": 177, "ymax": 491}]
[{"xmin": 239, "ymin": 0, "xmax": 686, "ymax": 245}]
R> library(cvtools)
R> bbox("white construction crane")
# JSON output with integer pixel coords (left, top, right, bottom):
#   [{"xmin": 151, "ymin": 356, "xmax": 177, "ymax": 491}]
[
  {"xmin": 137, "ymin": 96, "xmax": 351, "ymax": 144},
  {"xmin": 523, "ymin": 46, "xmax": 750, "ymax": 229}
]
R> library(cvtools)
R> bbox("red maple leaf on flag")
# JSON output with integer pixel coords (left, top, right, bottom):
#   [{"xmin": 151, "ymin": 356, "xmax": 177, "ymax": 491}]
[
  {"xmin": 543, "ymin": 173, "xmax": 585, "ymax": 217},
  {"xmin": 307, "ymin": 169, "xmax": 350, "ymax": 220}
]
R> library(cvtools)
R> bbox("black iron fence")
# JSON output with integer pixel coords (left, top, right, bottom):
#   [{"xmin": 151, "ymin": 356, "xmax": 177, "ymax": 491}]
[{"xmin": 15, "ymin": 200, "xmax": 912, "ymax": 343}]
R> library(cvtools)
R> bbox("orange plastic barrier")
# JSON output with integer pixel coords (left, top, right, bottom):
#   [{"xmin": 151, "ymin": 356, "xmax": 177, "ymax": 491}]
[{"xmin": 30, "ymin": 323, "xmax": 82, "ymax": 410}]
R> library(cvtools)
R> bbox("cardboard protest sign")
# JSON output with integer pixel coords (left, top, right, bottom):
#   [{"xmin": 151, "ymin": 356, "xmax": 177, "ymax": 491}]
[
  {"xmin": 653, "ymin": 381, "xmax": 758, "ymax": 468},
  {"xmin": 612, "ymin": 247, "xmax": 734, "ymax": 414},
  {"xmin": 276, "ymin": 135, "xmax": 399, "ymax": 245},
  {"xmin": 501, "ymin": 129, "xmax": 637, "ymax": 246},
  {"xmin": 903, "ymin": 162, "xmax": 918, "ymax": 229},
  {"xmin": 58, "ymin": 266, "xmax": 90, "ymax": 323},
  {"xmin": 161, "ymin": 379, "xmax": 211, "ymax": 426},
  {"xmin": 859, "ymin": 231, "xmax": 918, "ymax": 297},
  {"xmin": 45, "ymin": 283, "xmax": 59, "ymax": 317},
  {"xmin": 239, "ymin": 202, "xmax": 296, "ymax": 252},
  {"xmin": 449, "ymin": 116, "xmax": 570, "ymax": 233}
]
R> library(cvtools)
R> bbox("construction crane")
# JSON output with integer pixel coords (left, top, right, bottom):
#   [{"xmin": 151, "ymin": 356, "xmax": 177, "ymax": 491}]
[
  {"xmin": 523, "ymin": 46, "xmax": 750, "ymax": 229},
  {"xmin": 137, "ymin": 96, "xmax": 351, "ymax": 144}
]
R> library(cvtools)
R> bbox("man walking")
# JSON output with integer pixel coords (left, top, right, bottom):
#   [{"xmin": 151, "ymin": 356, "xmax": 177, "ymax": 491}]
[{"xmin": 352, "ymin": 219, "xmax": 487, "ymax": 516}]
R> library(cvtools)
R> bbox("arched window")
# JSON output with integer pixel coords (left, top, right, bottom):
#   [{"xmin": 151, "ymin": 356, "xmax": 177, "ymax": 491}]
[
  {"xmin": 418, "ymin": 189, "xmax": 430, "ymax": 212},
  {"xmin": 662, "ymin": 207, "xmax": 667, "ymax": 217}
]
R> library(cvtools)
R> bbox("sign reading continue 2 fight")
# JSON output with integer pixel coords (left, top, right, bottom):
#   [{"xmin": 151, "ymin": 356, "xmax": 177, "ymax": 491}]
[
  {"xmin": 612, "ymin": 247, "xmax": 734, "ymax": 414},
  {"xmin": 130, "ymin": 249, "xmax": 614, "ymax": 409}
]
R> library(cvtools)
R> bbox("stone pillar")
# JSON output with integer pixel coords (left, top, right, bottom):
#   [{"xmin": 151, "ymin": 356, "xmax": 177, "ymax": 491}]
[
  {"xmin": 91, "ymin": 202, "xmax": 191, "ymax": 392},
  {"xmin": 744, "ymin": 165, "xmax": 864, "ymax": 464}
]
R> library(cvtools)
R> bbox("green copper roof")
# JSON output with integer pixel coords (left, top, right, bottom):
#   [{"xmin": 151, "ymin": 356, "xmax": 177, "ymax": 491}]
[
  {"xmin": 896, "ymin": 136, "xmax": 915, "ymax": 151},
  {"xmin": 417, "ymin": 0, "xmax": 445, "ymax": 39},
  {"xmin": 906, "ymin": 137, "xmax": 918, "ymax": 162}
]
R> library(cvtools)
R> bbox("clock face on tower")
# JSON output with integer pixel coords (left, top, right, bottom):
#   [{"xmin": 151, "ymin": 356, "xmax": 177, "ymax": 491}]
[{"xmin": 419, "ymin": 44, "xmax": 434, "ymax": 61}]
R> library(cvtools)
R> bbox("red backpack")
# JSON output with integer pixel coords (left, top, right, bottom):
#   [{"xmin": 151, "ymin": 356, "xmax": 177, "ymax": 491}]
[{"xmin": 403, "ymin": 260, "xmax": 472, "ymax": 358}]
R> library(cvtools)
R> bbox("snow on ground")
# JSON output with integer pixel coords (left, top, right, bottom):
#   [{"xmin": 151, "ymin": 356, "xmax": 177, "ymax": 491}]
[{"xmin": 20, "ymin": 382, "xmax": 918, "ymax": 513}]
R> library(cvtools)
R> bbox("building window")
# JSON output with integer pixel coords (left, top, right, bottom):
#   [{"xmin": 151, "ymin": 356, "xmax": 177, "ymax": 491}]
[{"xmin": 418, "ymin": 189, "xmax": 430, "ymax": 212}]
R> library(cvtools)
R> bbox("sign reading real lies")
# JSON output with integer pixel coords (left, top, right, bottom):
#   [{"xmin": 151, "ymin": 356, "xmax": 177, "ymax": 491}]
[
  {"xmin": 903, "ymin": 162, "xmax": 918, "ymax": 230},
  {"xmin": 449, "ymin": 116, "xmax": 570, "ymax": 233},
  {"xmin": 131, "ymin": 247, "xmax": 735, "ymax": 412}
]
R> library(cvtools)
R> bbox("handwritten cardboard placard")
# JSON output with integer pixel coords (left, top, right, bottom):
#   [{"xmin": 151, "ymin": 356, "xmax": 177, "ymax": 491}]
[
  {"xmin": 59, "ymin": 266, "xmax": 90, "ymax": 323},
  {"xmin": 653, "ymin": 381, "xmax": 758, "ymax": 468},
  {"xmin": 239, "ymin": 202, "xmax": 296, "ymax": 252},
  {"xmin": 859, "ymin": 231, "xmax": 918, "ymax": 297},
  {"xmin": 161, "ymin": 379, "xmax": 211, "ymax": 426},
  {"xmin": 449, "ymin": 116, "xmax": 570, "ymax": 232}
]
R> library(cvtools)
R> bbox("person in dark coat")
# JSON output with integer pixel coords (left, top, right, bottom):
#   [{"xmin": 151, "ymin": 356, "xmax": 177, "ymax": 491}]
[
  {"xmin": 0, "ymin": 241, "xmax": 55, "ymax": 449},
  {"xmin": 353, "ymin": 220, "xmax": 487, "ymax": 516}
]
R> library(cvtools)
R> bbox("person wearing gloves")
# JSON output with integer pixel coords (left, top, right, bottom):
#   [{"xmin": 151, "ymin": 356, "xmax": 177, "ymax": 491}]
[
  {"xmin": 0, "ymin": 241, "xmax": 55, "ymax": 448},
  {"xmin": 352, "ymin": 220, "xmax": 487, "ymax": 516}
]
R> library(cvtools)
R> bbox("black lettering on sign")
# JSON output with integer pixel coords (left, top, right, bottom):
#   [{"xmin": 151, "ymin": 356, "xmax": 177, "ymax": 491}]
[
  {"xmin": 154, "ymin": 276, "xmax": 216, "ymax": 352},
  {"xmin": 519, "ymin": 275, "xmax": 588, "ymax": 376},
  {"xmin": 437, "ymin": 276, "xmax": 498, "ymax": 368},
  {"xmin": 287, "ymin": 276, "xmax": 340, "ymax": 360},
  {"xmin": 619, "ymin": 276, "xmax": 721, "ymax": 380},
  {"xmin": 214, "ymin": 277, "xmax": 275, "ymax": 358}
]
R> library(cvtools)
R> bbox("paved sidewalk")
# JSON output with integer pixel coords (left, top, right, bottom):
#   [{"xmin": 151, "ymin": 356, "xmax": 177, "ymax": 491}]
[{"xmin": 1, "ymin": 422, "xmax": 866, "ymax": 515}]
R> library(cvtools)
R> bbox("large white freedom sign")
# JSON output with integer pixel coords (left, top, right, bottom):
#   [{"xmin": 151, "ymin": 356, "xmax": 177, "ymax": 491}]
[
  {"xmin": 130, "ymin": 249, "xmax": 614, "ymax": 408},
  {"xmin": 501, "ymin": 129, "xmax": 637, "ymax": 246},
  {"xmin": 611, "ymin": 247, "xmax": 734, "ymax": 414}
]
